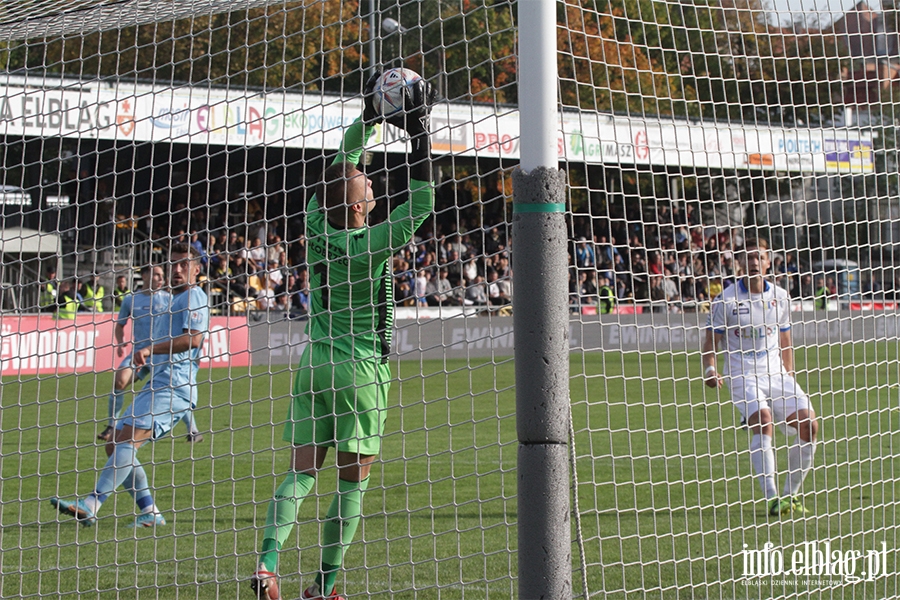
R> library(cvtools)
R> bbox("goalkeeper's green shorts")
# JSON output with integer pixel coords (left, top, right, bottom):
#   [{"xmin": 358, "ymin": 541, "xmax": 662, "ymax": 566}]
[{"xmin": 284, "ymin": 342, "xmax": 391, "ymax": 456}]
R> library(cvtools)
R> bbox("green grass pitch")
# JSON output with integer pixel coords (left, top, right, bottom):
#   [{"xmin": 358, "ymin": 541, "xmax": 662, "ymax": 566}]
[{"xmin": 1, "ymin": 343, "xmax": 899, "ymax": 599}]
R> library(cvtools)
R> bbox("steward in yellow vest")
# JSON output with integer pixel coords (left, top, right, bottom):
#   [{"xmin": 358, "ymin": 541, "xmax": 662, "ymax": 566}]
[
  {"xmin": 113, "ymin": 275, "xmax": 130, "ymax": 311},
  {"xmin": 81, "ymin": 275, "xmax": 105, "ymax": 312},
  {"xmin": 814, "ymin": 277, "xmax": 828, "ymax": 310},
  {"xmin": 55, "ymin": 280, "xmax": 81, "ymax": 320},
  {"xmin": 40, "ymin": 267, "xmax": 58, "ymax": 312},
  {"xmin": 598, "ymin": 276, "xmax": 616, "ymax": 314}
]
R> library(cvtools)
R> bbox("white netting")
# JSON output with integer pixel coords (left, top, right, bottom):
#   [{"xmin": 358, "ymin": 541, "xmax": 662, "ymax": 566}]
[{"xmin": 0, "ymin": 0, "xmax": 898, "ymax": 598}]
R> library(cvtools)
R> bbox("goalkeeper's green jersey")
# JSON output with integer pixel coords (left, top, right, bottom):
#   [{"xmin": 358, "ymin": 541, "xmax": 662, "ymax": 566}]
[{"xmin": 305, "ymin": 117, "xmax": 434, "ymax": 361}]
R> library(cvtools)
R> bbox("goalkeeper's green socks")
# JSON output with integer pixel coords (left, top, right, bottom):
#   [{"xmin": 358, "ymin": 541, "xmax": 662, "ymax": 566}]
[
  {"xmin": 259, "ymin": 472, "xmax": 316, "ymax": 572},
  {"xmin": 316, "ymin": 477, "xmax": 369, "ymax": 593}
]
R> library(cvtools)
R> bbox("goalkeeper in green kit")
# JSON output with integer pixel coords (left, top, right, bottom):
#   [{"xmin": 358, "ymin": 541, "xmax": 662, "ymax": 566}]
[{"xmin": 250, "ymin": 74, "xmax": 436, "ymax": 600}]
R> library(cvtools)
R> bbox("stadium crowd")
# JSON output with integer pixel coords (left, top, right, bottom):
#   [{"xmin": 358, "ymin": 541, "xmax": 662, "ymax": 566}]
[{"xmin": 43, "ymin": 191, "xmax": 845, "ymax": 318}]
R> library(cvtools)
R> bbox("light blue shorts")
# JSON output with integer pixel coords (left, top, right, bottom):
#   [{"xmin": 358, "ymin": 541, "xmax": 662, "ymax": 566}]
[
  {"xmin": 118, "ymin": 385, "xmax": 193, "ymax": 440},
  {"xmin": 117, "ymin": 352, "xmax": 151, "ymax": 381}
]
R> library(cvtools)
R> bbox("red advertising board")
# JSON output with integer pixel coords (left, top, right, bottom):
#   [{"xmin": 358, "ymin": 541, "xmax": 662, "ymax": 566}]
[{"xmin": 0, "ymin": 314, "xmax": 249, "ymax": 376}]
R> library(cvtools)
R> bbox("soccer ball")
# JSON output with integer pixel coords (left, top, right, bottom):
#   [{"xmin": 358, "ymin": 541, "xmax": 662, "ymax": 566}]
[{"xmin": 372, "ymin": 68, "xmax": 423, "ymax": 118}]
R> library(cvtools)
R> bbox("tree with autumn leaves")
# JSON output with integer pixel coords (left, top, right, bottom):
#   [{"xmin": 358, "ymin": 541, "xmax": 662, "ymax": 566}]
[
  {"xmin": 3, "ymin": 0, "xmax": 845, "ymax": 125},
  {"xmin": 558, "ymin": 0, "xmax": 844, "ymax": 126}
]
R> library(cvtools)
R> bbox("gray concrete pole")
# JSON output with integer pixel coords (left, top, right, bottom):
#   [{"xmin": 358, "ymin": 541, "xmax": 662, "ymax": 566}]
[{"xmin": 512, "ymin": 166, "xmax": 571, "ymax": 599}]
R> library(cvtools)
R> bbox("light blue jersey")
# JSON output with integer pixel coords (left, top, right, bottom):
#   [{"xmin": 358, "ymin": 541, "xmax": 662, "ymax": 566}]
[
  {"xmin": 151, "ymin": 286, "xmax": 209, "ymax": 402},
  {"xmin": 116, "ymin": 290, "xmax": 172, "ymax": 350}
]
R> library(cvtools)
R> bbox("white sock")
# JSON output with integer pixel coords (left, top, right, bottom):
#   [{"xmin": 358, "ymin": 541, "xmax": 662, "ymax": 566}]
[
  {"xmin": 749, "ymin": 434, "xmax": 778, "ymax": 499},
  {"xmin": 783, "ymin": 440, "xmax": 816, "ymax": 497},
  {"xmin": 141, "ymin": 504, "xmax": 160, "ymax": 515}
]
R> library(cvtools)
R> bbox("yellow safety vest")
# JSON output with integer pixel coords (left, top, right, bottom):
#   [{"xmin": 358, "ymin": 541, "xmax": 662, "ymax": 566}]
[
  {"xmin": 40, "ymin": 282, "xmax": 57, "ymax": 309},
  {"xmin": 56, "ymin": 293, "xmax": 79, "ymax": 320},
  {"xmin": 83, "ymin": 284, "xmax": 105, "ymax": 312},
  {"xmin": 114, "ymin": 287, "xmax": 130, "ymax": 311},
  {"xmin": 814, "ymin": 286, "xmax": 828, "ymax": 310},
  {"xmin": 598, "ymin": 285, "xmax": 616, "ymax": 314}
]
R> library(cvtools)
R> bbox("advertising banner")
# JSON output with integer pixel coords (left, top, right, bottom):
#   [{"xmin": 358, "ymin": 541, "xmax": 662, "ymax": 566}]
[{"xmin": 0, "ymin": 314, "xmax": 249, "ymax": 376}]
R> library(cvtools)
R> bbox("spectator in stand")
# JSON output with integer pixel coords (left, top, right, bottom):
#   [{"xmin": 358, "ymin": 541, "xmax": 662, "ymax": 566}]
[
  {"xmin": 681, "ymin": 275, "xmax": 696, "ymax": 304},
  {"xmin": 465, "ymin": 274, "xmax": 488, "ymax": 306},
  {"xmin": 631, "ymin": 250, "xmax": 649, "ymax": 300},
  {"xmin": 649, "ymin": 275, "xmax": 666, "ymax": 312},
  {"xmin": 246, "ymin": 237, "xmax": 267, "ymax": 273},
  {"xmin": 414, "ymin": 270, "xmax": 429, "ymax": 306},
  {"xmin": 597, "ymin": 235, "xmax": 620, "ymax": 265},
  {"xmin": 798, "ymin": 274, "xmax": 813, "ymax": 299},
  {"xmin": 486, "ymin": 269, "xmax": 510, "ymax": 306},
  {"xmin": 662, "ymin": 269, "xmax": 681, "ymax": 308},
  {"xmin": 267, "ymin": 261, "xmax": 285, "ymax": 289},
  {"xmin": 393, "ymin": 257, "xmax": 415, "ymax": 306},
  {"xmin": 462, "ymin": 251, "xmax": 479, "ymax": 284},
  {"xmin": 484, "ymin": 227, "xmax": 504, "ymax": 256},
  {"xmin": 495, "ymin": 255, "xmax": 511, "ymax": 280},
  {"xmin": 255, "ymin": 272, "xmax": 276, "ymax": 310},
  {"xmin": 432, "ymin": 269, "xmax": 456, "ymax": 306},
  {"xmin": 283, "ymin": 269, "xmax": 309, "ymax": 317},
  {"xmin": 575, "ymin": 237, "xmax": 595, "ymax": 268},
  {"xmin": 267, "ymin": 233, "xmax": 287, "ymax": 268},
  {"xmin": 227, "ymin": 231, "xmax": 243, "ymax": 258},
  {"xmin": 448, "ymin": 274, "xmax": 468, "ymax": 306},
  {"xmin": 579, "ymin": 271, "xmax": 598, "ymax": 306},
  {"xmin": 826, "ymin": 276, "xmax": 837, "ymax": 296},
  {"xmin": 227, "ymin": 255, "xmax": 253, "ymax": 300},
  {"xmin": 113, "ymin": 275, "xmax": 130, "ymax": 312},
  {"xmin": 648, "ymin": 251, "xmax": 664, "ymax": 277},
  {"xmin": 615, "ymin": 277, "xmax": 630, "ymax": 302},
  {"xmin": 190, "ymin": 231, "xmax": 207, "ymax": 270},
  {"xmin": 444, "ymin": 249, "xmax": 464, "ymax": 284}
]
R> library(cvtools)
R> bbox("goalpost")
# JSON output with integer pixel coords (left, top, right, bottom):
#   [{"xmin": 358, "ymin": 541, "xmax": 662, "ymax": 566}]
[{"xmin": 0, "ymin": 0, "xmax": 897, "ymax": 598}]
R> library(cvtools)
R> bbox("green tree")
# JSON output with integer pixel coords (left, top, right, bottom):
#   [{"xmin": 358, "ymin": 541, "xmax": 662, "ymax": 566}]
[
  {"xmin": 3, "ymin": 1, "xmax": 367, "ymax": 93},
  {"xmin": 557, "ymin": 0, "xmax": 844, "ymax": 125}
]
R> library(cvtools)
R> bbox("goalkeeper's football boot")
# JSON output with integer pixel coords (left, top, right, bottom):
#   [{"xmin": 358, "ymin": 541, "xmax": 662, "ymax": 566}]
[
  {"xmin": 50, "ymin": 497, "xmax": 97, "ymax": 527},
  {"xmin": 768, "ymin": 497, "xmax": 793, "ymax": 517},
  {"xmin": 128, "ymin": 512, "xmax": 167, "ymax": 528},
  {"xmin": 301, "ymin": 583, "xmax": 346, "ymax": 600},
  {"xmin": 250, "ymin": 567, "xmax": 281, "ymax": 600},
  {"xmin": 790, "ymin": 496, "xmax": 811, "ymax": 515}
]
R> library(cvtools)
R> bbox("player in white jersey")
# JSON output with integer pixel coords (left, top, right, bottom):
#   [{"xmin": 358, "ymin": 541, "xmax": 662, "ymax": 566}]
[
  {"xmin": 98, "ymin": 265, "xmax": 202, "ymax": 443},
  {"xmin": 51, "ymin": 244, "xmax": 210, "ymax": 528},
  {"xmin": 701, "ymin": 238, "xmax": 819, "ymax": 516}
]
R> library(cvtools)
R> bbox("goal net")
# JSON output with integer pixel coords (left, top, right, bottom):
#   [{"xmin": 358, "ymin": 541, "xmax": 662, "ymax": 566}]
[{"xmin": 0, "ymin": 0, "xmax": 896, "ymax": 598}]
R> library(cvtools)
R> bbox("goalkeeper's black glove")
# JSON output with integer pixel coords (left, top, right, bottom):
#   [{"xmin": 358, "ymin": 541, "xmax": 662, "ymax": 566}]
[
  {"xmin": 362, "ymin": 70, "xmax": 383, "ymax": 124},
  {"xmin": 385, "ymin": 79, "xmax": 437, "ymax": 182}
]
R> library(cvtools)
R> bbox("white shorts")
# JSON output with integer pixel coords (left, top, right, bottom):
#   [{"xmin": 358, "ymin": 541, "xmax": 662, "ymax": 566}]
[{"xmin": 728, "ymin": 373, "xmax": 811, "ymax": 425}]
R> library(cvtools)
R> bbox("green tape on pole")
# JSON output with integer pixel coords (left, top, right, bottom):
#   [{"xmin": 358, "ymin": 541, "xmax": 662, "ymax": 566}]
[{"xmin": 513, "ymin": 203, "xmax": 566, "ymax": 214}]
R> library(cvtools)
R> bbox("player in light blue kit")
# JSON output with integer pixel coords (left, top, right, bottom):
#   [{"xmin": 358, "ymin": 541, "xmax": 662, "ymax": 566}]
[
  {"xmin": 51, "ymin": 243, "xmax": 210, "ymax": 527},
  {"xmin": 98, "ymin": 264, "xmax": 203, "ymax": 443}
]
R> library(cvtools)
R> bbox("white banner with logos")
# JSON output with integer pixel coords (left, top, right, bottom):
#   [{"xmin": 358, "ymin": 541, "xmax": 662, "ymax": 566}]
[{"xmin": 0, "ymin": 74, "xmax": 873, "ymax": 173}]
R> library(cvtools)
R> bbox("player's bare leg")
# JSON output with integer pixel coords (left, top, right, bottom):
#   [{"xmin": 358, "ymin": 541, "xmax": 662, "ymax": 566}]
[{"xmin": 99, "ymin": 366, "xmax": 135, "ymax": 441}]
